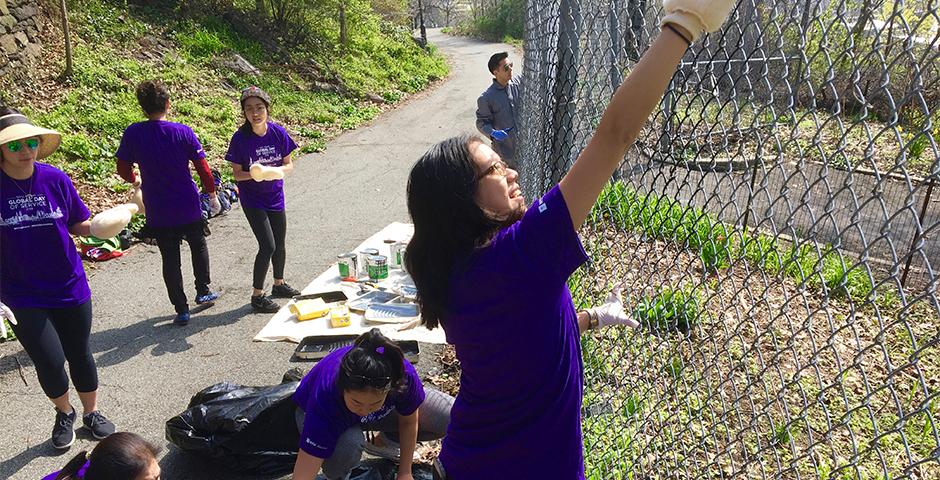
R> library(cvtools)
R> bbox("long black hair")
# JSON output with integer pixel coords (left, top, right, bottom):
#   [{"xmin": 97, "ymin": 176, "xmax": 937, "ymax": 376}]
[
  {"xmin": 405, "ymin": 135, "xmax": 503, "ymax": 329},
  {"xmin": 55, "ymin": 432, "xmax": 161, "ymax": 480},
  {"xmin": 337, "ymin": 328, "xmax": 407, "ymax": 395}
]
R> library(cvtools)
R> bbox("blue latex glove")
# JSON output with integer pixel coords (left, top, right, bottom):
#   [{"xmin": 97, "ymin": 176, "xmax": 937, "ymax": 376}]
[{"xmin": 491, "ymin": 129, "xmax": 509, "ymax": 142}]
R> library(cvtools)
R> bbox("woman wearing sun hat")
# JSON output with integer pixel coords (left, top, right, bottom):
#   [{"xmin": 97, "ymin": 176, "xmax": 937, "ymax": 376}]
[
  {"xmin": 0, "ymin": 105, "xmax": 133, "ymax": 450},
  {"xmin": 225, "ymin": 86, "xmax": 301, "ymax": 313}
]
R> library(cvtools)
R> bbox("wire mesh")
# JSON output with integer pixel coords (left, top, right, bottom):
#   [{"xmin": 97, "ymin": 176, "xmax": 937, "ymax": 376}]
[{"xmin": 519, "ymin": 0, "xmax": 940, "ymax": 478}]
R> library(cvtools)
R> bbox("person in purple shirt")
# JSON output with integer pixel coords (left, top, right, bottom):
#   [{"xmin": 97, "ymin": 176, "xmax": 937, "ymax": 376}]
[
  {"xmin": 0, "ymin": 106, "xmax": 116, "ymax": 450},
  {"xmin": 292, "ymin": 329, "xmax": 454, "ymax": 480},
  {"xmin": 116, "ymin": 80, "xmax": 221, "ymax": 326},
  {"xmin": 226, "ymin": 86, "xmax": 301, "ymax": 313},
  {"xmin": 42, "ymin": 432, "xmax": 161, "ymax": 480},
  {"xmin": 404, "ymin": 3, "xmax": 735, "ymax": 478}
]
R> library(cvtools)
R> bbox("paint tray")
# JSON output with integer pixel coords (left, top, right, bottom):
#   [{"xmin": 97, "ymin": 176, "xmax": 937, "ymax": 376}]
[{"xmin": 293, "ymin": 335, "xmax": 420, "ymax": 364}]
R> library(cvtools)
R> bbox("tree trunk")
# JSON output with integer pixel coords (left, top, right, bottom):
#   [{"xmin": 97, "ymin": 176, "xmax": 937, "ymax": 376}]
[
  {"xmin": 339, "ymin": 0, "xmax": 348, "ymax": 49},
  {"xmin": 59, "ymin": 0, "xmax": 73, "ymax": 78},
  {"xmin": 418, "ymin": 0, "xmax": 427, "ymax": 45},
  {"xmin": 255, "ymin": 0, "xmax": 264, "ymax": 14}
]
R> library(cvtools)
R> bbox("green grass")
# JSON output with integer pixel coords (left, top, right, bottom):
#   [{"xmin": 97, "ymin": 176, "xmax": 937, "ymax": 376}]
[
  {"xmin": 632, "ymin": 287, "xmax": 702, "ymax": 336},
  {"xmin": 14, "ymin": 0, "xmax": 448, "ymax": 192},
  {"xmin": 591, "ymin": 182, "xmax": 882, "ymax": 304}
]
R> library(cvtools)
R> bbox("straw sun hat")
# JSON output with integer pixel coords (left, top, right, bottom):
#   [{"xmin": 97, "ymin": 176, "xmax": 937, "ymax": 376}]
[{"xmin": 0, "ymin": 113, "xmax": 62, "ymax": 160}]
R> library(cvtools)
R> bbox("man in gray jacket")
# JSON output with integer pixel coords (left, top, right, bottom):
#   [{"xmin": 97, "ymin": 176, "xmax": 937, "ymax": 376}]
[{"xmin": 476, "ymin": 52, "xmax": 524, "ymax": 167}]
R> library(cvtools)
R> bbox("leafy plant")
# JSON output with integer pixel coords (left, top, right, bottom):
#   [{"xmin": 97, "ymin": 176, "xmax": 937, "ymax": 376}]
[{"xmin": 632, "ymin": 287, "xmax": 701, "ymax": 336}]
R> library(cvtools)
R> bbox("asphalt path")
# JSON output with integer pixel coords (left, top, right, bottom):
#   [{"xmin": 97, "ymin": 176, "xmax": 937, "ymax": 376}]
[{"xmin": 0, "ymin": 29, "xmax": 519, "ymax": 480}]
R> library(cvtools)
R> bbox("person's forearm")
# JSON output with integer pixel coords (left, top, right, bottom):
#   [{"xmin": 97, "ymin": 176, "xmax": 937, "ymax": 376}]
[
  {"xmin": 559, "ymin": 27, "xmax": 690, "ymax": 229},
  {"xmin": 192, "ymin": 158, "xmax": 217, "ymax": 194},
  {"xmin": 577, "ymin": 310, "xmax": 591, "ymax": 334},
  {"xmin": 231, "ymin": 165, "xmax": 253, "ymax": 182},
  {"xmin": 398, "ymin": 414, "xmax": 419, "ymax": 475},
  {"xmin": 69, "ymin": 220, "xmax": 92, "ymax": 237},
  {"xmin": 281, "ymin": 156, "xmax": 294, "ymax": 174},
  {"xmin": 116, "ymin": 159, "xmax": 137, "ymax": 184}
]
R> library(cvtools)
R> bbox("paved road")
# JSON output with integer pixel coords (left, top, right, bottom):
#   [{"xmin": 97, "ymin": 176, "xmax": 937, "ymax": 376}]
[{"xmin": 0, "ymin": 30, "xmax": 517, "ymax": 479}]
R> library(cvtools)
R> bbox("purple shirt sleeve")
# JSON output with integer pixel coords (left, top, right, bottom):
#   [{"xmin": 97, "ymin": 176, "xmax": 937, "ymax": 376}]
[
  {"xmin": 224, "ymin": 132, "xmax": 248, "ymax": 171},
  {"xmin": 63, "ymin": 174, "xmax": 91, "ymax": 227},
  {"xmin": 298, "ymin": 402, "xmax": 343, "ymax": 459},
  {"xmin": 499, "ymin": 185, "xmax": 588, "ymax": 283},
  {"xmin": 188, "ymin": 127, "xmax": 206, "ymax": 160},
  {"xmin": 281, "ymin": 127, "xmax": 298, "ymax": 158},
  {"xmin": 115, "ymin": 126, "xmax": 134, "ymax": 163}
]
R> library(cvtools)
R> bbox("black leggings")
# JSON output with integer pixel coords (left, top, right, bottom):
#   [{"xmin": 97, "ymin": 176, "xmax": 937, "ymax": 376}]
[
  {"xmin": 153, "ymin": 220, "xmax": 211, "ymax": 314},
  {"xmin": 243, "ymin": 207, "xmax": 287, "ymax": 290},
  {"xmin": 9, "ymin": 300, "xmax": 98, "ymax": 399}
]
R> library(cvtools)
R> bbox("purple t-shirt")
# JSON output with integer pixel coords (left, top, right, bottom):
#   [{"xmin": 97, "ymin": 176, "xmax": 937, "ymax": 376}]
[
  {"xmin": 225, "ymin": 122, "xmax": 297, "ymax": 211},
  {"xmin": 115, "ymin": 120, "xmax": 206, "ymax": 228},
  {"xmin": 1, "ymin": 163, "xmax": 91, "ymax": 309},
  {"xmin": 41, "ymin": 460, "xmax": 89, "ymax": 479},
  {"xmin": 439, "ymin": 185, "xmax": 589, "ymax": 479},
  {"xmin": 292, "ymin": 345, "xmax": 426, "ymax": 459}
]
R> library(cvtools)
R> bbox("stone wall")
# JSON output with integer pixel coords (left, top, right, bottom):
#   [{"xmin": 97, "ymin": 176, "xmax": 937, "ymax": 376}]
[{"xmin": 0, "ymin": 0, "xmax": 44, "ymax": 83}]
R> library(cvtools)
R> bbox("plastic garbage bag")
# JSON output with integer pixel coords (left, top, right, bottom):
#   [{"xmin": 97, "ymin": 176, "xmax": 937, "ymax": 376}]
[
  {"xmin": 165, "ymin": 379, "xmax": 301, "ymax": 475},
  {"xmin": 315, "ymin": 459, "xmax": 436, "ymax": 480}
]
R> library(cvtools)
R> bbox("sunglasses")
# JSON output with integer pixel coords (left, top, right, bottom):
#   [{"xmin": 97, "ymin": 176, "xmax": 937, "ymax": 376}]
[
  {"xmin": 475, "ymin": 159, "xmax": 510, "ymax": 181},
  {"xmin": 502, "ymin": 62, "xmax": 513, "ymax": 72},
  {"xmin": 6, "ymin": 138, "xmax": 40, "ymax": 153},
  {"xmin": 349, "ymin": 374, "xmax": 392, "ymax": 390}
]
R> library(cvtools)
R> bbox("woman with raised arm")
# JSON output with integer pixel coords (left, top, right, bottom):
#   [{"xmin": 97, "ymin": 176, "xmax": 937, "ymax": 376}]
[{"xmin": 403, "ymin": 2, "xmax": 737, "ymax": 478}]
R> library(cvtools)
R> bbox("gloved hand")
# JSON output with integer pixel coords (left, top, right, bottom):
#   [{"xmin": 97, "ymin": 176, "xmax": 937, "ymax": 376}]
[
  {"xmin": 249, "ymin": 163, "xmax": 285, "ymax": 181},
  {"xmin": 491, "ymin": 129, "xmax": 509, "ymax": 142},
  {"xmin": 208, "ymin": 195, "xmax": 222, "ymax": 216},
  {"xmin": 90, "ymin": 203, "xmax": 138, "ymax": 239},
  {"xmin": 661, "ymin": 0, "xmax": 737, "ymax": 43},
  {"xmin": 0, "ymin": 302, "xmax": 16, "ymax": 339},
  {"xmin": 587, "ymin": 284, "xmax": 639, "ymax": 329},
  {"xmin": 127, "ymin": 182, "xmax": 145, "ymax": 215}
]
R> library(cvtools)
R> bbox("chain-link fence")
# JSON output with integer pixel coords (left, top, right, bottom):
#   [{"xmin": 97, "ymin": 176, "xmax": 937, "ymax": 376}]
[{"xmin": 518, "ymin": 0, "xmax": 940, "ymax": 478}]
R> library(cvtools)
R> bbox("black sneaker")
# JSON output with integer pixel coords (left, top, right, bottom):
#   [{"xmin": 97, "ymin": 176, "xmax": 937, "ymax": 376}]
[
  {"xmin": 52, "ymin": 408, "xmax": 76, "ymax": 450},
  {"xmin": 271, "ymin": 283, "xmax": 300, "ymax": 298},
  {"xmin": 83, "ymin": 410, "xmax": 116, "ymax": 440},
  {"xmin": 251, "ymin": 294, "xmax": 280, "ymax": 313}
]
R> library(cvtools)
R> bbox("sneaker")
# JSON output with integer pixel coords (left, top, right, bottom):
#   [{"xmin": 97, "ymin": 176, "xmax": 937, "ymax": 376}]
[
  {"xmin": 196, "ymin": 291, "xmax": 220, "ymax": 305},
  {"xmin": 174, "ymin": 311, "xmax": 191, "ymax": 326},
  {"xmin": 251, "ymin": 294, "xmax": 280, "ymax": 313},
  {"xmin": 82, "ymin": 410, "xmax": 116, "ymax": 440},
  {"xmin": 51, "ymin": 408, "xmax": 76, "ymax": 450},
  {"xmin": 271, "ymin": 283, "xmax": 301, "ymax": 298},
  {"xmin": 363, "ymin": 431, "xmax": 401, "ymax": 461}
]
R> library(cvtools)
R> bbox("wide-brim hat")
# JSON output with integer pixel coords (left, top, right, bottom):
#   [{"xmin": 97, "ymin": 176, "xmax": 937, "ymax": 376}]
[{"xmin": 0, "ymin": 113, "xmax": 61, "ymax": 160}]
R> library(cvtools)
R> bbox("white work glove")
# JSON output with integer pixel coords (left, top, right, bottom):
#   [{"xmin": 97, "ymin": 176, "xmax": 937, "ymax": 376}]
[
  {"xmin": 208, "ymin": 195, "xmax": 222, "ymax": 216},
  {"xmin": 249, "ymin": 163, "xmax": 285, "ymax": 181},
  {"xmin": 0, "ymin": 302, "xmax": 16, "ymax": 339},
  {"xmin": 586, "ymin": 285, "xmax": 640, "ymax": 329},
  {"xmin": 127, "ymin": 182, "xmax": 145, "ymax": 215},
  {"xmin": 661, "ymin": 0, "xmax": 737, "ymax": 43},
  {"xmin": 90, "ymin": 203, "xmax": 138, "ymax": 239}
]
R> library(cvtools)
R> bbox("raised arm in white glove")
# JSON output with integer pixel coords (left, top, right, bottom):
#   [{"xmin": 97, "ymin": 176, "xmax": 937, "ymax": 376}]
[
  {"xmin": 661, "ymin": 0, "xmax": 738, "ymax": 43},
  {"xmin": 249, "ymin": 163, "xmax": 285, "ymax": 181},
  {"xmin": 89, "ymin": 203, "xmax": 138, "ymax": 239},
  {"xmin": 585, "ymin": 285, "xmax": 640, "ymax": 330}
]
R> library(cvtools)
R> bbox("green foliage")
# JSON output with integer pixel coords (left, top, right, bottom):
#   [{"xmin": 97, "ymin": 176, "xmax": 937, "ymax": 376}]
[
  {"xmin": 2, "ymin": 319, "xmax": 15, "ymax": 342},
  {"xmin": 22, "ymin": 0, "xmax": 447, "ymax": 191},
  {"xmin": 593, "ymin": 183, "xmax": 879, "ymax": 302},
  {"xmin": 633, "ymin": 287, "xmax": 701, "ymax": 336},
  {"xmin": 456, "ymin": 0, "xmax": 524, "ymax": 41}
]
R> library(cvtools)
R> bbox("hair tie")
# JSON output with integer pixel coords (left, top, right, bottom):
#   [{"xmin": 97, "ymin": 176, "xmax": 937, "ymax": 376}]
[{"xmin": 375, "ymin": 346, "xmax": 384, "ymax": 354}]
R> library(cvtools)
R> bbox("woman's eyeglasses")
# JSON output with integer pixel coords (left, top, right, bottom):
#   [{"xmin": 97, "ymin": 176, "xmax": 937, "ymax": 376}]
[
  {"xmin": 6, "ymin": 138, "xmax": 39, "ymax": 153},
  {"xmin": 475, "ymin": 160, "xmax": 510, "ymax": 181},
  {"xmin": 349, "ymin": 374, "xmax": 391, "ymax": 389}
]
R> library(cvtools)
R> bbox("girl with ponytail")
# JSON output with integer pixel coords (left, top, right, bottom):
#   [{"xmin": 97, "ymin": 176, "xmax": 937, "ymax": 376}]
[
  {"xmin": 43, "ymin": 432, "xmax": 161, "ymax": 480},
  {"xmin": 292, "ymin": 328, "xmax": 454, "ymax": 480}
]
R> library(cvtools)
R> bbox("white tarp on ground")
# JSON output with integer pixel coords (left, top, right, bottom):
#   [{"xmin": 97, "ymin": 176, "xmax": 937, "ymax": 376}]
[{"xmin": 253, "ymin": 222, "xmax": 447, "ymax": 344}]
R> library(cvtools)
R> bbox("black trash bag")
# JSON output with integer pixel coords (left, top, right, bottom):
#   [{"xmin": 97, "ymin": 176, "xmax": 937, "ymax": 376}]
[
  {"xmin": 315, "ymin": 459, "xmax": 436, "ymax": 480},
  {"xmin": 166, "ymin": 380, "xmax": 301, "ymax": 475}
]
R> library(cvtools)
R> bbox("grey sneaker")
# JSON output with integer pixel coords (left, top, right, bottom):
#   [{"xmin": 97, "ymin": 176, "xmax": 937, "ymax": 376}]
[
  {"xmin": 82, "ymin": 410, "xmax": 116, "ymax": 440},
  {"xmin": 52, "ymin": 408, "xmax": 76, "ymax": 450}
]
